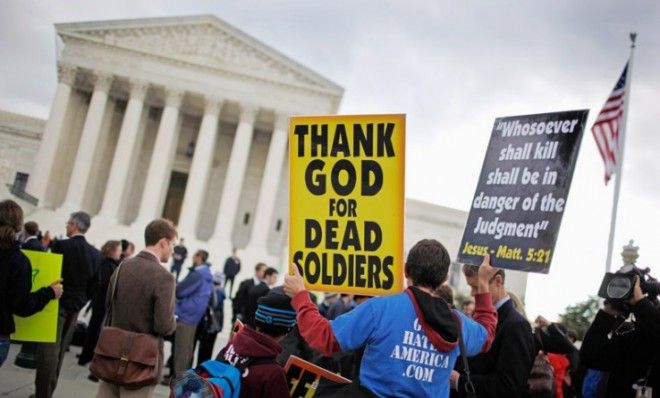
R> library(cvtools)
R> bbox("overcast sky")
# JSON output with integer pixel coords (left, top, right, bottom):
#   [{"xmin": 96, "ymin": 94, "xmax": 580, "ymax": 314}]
[{"xmin": 1, "ymin": 1, "xmax": 659, "ymax": 320}]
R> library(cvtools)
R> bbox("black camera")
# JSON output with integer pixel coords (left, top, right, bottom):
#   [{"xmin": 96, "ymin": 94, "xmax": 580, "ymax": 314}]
[{"xmin": 598, "ymin": 264, "xmax": 660, "ymax": 301}]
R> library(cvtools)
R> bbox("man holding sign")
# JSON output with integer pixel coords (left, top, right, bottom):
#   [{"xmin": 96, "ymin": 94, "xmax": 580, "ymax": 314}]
[
  {"xmin": 36, "ymin": 211, "xmax": 101, "ymax": 398},
  {"xmin": 284, "ymin": 239, "xmax": 498, "ymax": 398},
  {"xmin": 0, "ymin": 200, "xmax": 63, "ymax": 367}
]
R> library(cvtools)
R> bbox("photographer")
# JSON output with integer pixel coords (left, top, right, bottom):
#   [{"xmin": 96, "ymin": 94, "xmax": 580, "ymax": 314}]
[{"xmin": 581, "ymin": 276, "xmax": 660, "ymax": 397}]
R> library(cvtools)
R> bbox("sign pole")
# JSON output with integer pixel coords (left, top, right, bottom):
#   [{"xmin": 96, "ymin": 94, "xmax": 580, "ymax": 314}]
[{"xmin": 605, "ymin": 33, "xmax": 636, "ymax": 273}]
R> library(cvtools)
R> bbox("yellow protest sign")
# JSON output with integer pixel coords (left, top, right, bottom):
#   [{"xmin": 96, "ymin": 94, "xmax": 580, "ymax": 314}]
[
  {"xmin": 11, "ymin": 250, "xmax": 62, "ymax": 343},
  {"xmin": 289, "ymin": 114, "xmax": 405, "ymax": 296}
]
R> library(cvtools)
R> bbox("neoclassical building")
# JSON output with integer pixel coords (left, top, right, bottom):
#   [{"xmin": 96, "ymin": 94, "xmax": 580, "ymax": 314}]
[
  {"xmin": 23, "ymin": 15, "xmax": 344, "ymax": 262},
  {"xmin": 0, "ymin": 15, "xmax": 527, "ymax": 299}
]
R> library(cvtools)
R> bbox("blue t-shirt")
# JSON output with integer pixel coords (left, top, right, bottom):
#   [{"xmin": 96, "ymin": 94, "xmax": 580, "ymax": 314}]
[{"xmin": 331, "ymin": 292, "xmax": 488, "ymax": 398}]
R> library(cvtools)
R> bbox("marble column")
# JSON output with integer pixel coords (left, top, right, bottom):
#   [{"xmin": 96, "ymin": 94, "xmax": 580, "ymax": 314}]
[
  {"xmin": 248, "ymin": 113, "xmax": 289, "ymax": 249},
  {"xmin": 98, "ymin": 80, "xmax": 149, "ymax": 221},
  {"xmin": 26, "ymin": 64, "xmax": 77, "ymax": 207},
  {"xmin": 177, "ymin": 97, "xmax": 223, "ymax": 237},
  {"xmin": 211, "ymin": 105, "xmax": 258, "ymax": 245},
  {"xmin": 133, "ymin": 88, "xmax": 184, "ymax": 226},
  {"xmin": 61, "ymin": 72, "xmax": 113, "ymax": 211}
]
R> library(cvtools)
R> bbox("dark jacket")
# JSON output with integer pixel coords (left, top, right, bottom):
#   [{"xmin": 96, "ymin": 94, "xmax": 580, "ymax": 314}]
[
  {"xmin": 52, "ymin": 235, "xmax": 101, "ymax": 312},
  {"xmin": 106, "ymin": 251, "xmax": 176, "ymax": 381},
  {"xmin": 0, "ymin": 243, "xmax": 55, "ymax": 335},
  {"xmin": 217, "ymin": 326, "xmax": 289, "ymax": 398},
  {"xmin": 326, "ymin": 297, "xmax": 354, "ymax": 320},
  {"xmin": 233, "ymin": 278, "xmax": 257, "ymax": 319},
  {"xmin": 581, "ymin": 302, "xmax": 660, "ymax": 398},
  {"xmin": 223, "ymin": 256, "xmax": 241, "ymax": 278},
  {"xmin": 91, "ymin": 257, "xmax": 119, "ymax": 310},
  {"xmin": 21, "ymin": 237, "xmax": 46, "ymax": 252},
  {"xmin": 175, "ymin": 263, "xmax": 213, "ymax": 325},
  {"xmin": 276, "ymin": 325, "xmax": 318, "ymax": 366},
  {"xmin": 172, "ymin": 245, "xmax": 187, "ymax": 267},
  {"xmin": 244, "ymin": 282, "xmax": 269, "ymax": 327},
  {"xmin": 458, "ymin": 297, "xmax": 535, "ymax": 398}
]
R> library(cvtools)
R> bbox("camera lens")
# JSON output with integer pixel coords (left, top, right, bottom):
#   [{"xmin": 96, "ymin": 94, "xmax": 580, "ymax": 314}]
[{"xmin": 607, "ymin": 276, "xmax": 632, "ymax": 299}]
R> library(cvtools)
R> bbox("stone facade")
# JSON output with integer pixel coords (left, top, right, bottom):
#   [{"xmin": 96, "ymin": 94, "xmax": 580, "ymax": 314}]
[
  {"xmin": 0, "ymin": 15, "xmax": 527, "ymax": 301},
  {"xmin": 0, "ymin": 111, "xmax": 44, "ymax": 187},
  {"xmin": 16, "ymin": 15, "xmax": 341, "ymax": 261}
]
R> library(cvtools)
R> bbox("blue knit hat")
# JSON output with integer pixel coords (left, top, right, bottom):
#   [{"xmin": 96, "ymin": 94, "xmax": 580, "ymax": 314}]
[{"xmin": 254, "ymin": 287, "xmax": 297, "ymax": 330}]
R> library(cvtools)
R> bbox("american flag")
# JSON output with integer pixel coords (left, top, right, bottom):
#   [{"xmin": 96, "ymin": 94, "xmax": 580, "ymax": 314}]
[{"xmin": 592, "ymin": 62, "xmax": 629, "ymax": 184}]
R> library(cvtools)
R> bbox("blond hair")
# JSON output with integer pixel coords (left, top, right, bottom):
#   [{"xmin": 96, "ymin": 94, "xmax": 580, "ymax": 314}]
[{"xmin": 508, "ymin": 291, "xmax": 527, "ymax": 319}]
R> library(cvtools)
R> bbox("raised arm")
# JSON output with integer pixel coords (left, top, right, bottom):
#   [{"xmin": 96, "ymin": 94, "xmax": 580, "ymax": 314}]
[
  {"xmin": 284, "ymin": 264, "xmax": 340, "ymax": 356},
  {"xmin": 471, "ymin": 254, "xmax": 498, "ymax": 352}
]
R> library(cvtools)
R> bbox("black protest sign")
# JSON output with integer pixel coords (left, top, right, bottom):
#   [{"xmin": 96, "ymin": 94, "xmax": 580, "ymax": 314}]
[{"xmin": 457, "ymin": 109, "xmax": 589, "ymax": 273}]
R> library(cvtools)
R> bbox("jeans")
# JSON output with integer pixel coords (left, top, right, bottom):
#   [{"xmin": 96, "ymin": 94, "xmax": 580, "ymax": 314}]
[{"xmin": 0, "ymin": 336, "xmax": 10, "ymax": 367}]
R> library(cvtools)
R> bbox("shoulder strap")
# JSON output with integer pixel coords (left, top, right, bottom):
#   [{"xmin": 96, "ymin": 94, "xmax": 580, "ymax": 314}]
[
  {"xmin": 459, "ymin": 325, "xmax": 477, "ymax": 398},
  {"xmin": 105, "ymin": 262, "xmax": 123, "ymax": 327}
]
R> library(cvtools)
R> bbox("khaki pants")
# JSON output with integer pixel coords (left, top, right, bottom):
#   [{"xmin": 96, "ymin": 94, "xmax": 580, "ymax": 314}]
[
  {"xmin": 96, "ymin": 381, "xmax": 156, "ymax": 398},
  {"xmin": 173, "ymin": 320, "xmax": 197, "ymax": 374},
  {"xmin": 35, "ymin": 308, "xmax": 79, "ymax": 398}
]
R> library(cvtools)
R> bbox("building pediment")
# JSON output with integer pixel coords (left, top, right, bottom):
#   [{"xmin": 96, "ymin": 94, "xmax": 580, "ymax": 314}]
[{"xmin": 56, "ymin": 15, "xmax": 343, "ymax": 96}]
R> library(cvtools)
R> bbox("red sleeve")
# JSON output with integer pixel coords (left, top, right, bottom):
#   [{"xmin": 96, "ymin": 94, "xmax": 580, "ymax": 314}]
[
  {"xmin": 473, "ymin": 292, "xmax": 497, "ymax": 352},
  {"xmin": 291, "ymin": 291, "xmax": 341, "ymax": 356}
]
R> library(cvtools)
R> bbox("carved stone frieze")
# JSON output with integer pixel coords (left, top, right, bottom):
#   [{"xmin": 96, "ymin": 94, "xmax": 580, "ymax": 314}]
[
  {"xmin": 68, "ymin": 24, "xmax": 324, "ymax": 89},
  {"xmin": 61, "ymin": 36, "xmax": 334, "ymax": 104}
]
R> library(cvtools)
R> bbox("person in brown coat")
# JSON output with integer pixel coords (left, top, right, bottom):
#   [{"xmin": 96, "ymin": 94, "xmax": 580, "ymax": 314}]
[{"xmin": 95, "ymin": 219, "xmax": 178, "ymax": 398}]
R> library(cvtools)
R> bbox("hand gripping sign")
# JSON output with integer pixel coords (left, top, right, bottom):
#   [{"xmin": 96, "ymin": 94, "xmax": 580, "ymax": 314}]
[{"xmin": 289, "ymin": 114, "xmax": 405, "ymax": 295}]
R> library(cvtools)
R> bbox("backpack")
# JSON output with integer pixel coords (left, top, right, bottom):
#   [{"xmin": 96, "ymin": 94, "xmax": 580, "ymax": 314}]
[
  {"xmin": 170, "ymin": 360, "xmax": 240, "ymax": 398},
  {"xmin": 528, "ymin": 331, "xmax": 555, "ymax": 397},
  {"xmin": 202, "ymin": 287, "xmax": 225, "ymax": 335},
  {"xmin": 170, "ymin": 357, "xmax": 276, "ymax": 398}
]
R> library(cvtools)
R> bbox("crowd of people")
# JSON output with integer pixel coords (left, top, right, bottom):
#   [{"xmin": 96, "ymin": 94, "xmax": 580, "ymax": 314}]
[
  {"xmin": 1, "ymin": 197, "xmax": 659, "ymax": 398},
  {"xmin": 0, "ymin": 200, "xmax": 231, "ymax": 397}
]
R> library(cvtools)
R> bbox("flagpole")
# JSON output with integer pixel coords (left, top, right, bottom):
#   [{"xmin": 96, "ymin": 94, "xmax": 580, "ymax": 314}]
[{"xmin": 605, "ymin": 33, "xmax": 636, "ymax": 273}]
